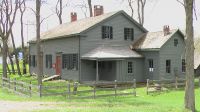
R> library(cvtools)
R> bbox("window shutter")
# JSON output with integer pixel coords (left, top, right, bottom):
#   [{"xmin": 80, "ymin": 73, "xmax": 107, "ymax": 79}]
[
  {"xmin": 67, "ymin": 54, "xmax": 70, "ymax": 69},
  {"xmin": 102, "ymin": 26, "xmax": 105, "ymax": 39},
  {"xmin": 29, "ymin": 55, "xmax": 32, "ymax": 67},
  {"xmin": 124, "ymin": 28, "xmax": 127, "ymax": 40},
  {"xmin": 62, "ymin": 54, "xmax": 64, "ymax": 69},
  {"xmin": 46, "ymin": 55, "xmax": 48, "ymax": 68},
  {"xmin": 131, "ymin": 28, "xmax": 134, "ymax": 41},
  {"xmin": 50, "ymin": 55, "xmax": 52, "ymax": 68},
  {"xmin": 110, "ymin": 27, "xmax": 113, "ymax": 39}
]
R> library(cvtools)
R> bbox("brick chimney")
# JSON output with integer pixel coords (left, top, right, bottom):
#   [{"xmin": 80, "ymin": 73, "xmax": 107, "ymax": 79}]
[
  {"xmin": 71, "ymin": 12, "xmax": 77, "ymax": 22},
  {"xmin": 94, "ymin": 5, "xmax": 104, "ymax": 16},
  {"xmin": 163, "ymin": 25, "xmax": 170, "ymax": 36}
]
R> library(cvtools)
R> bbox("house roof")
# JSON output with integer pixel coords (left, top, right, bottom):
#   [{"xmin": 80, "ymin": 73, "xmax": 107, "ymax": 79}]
[
  {"xmin": 30, "ymin": 10, "xmax": 147, "ymax": 42},
  {"xmin": 132, "ymin": 29, "xmax": 184, "ymax": 50},
  {"xmin": 194, "ymin": 38, "xmax": 200, "ymax": 69},
  {"xmin": 81, "ymin": 45, "xmax": 143, "ymax": 60}
]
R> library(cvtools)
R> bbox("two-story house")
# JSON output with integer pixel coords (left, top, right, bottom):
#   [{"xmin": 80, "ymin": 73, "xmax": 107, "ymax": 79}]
[{"xmin": 29, "ymin": 5, "xmax": 185, "ymax": 82}]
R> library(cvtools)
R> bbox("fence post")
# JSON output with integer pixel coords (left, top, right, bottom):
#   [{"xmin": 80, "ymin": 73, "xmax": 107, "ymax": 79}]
[
  {"xmin": 29, "ymin": 81, "xmax": 32, "ymax": 97},
  {"xmin": 114, "ymin": 80, "xmax": 117, "ymax": 97},
  {"xmin": 146, "ymin": 79, "xmax": 149, "ymax": 95},
  {"xmin": 21, "ymin": 81, "xmax": 24, "ymax": 92},
  {"xmin": 93, "ymin": 81, "xmax": 96, "ymax": 99},
  {"xmin": 1, "ymin": 77, "xmax": 3, "ymax": 87},
  {"xmin": 39, "ymin": 84, "xmax": 42, "ymax": 98},
  {"xmin": 175, "ymin": 76, "xmax": 178, "ymax": 89},
  {"xmin": 199, "ymin": 76, "xmax": 200, "ymax": 89},
  {"xmin": 14, "ymin": 78, "xmax": 16, "ymax": 91},
  {"xmin": 133, "ymin": 79, "xmax": 136, "ymax": 96},
  {"xmin": 8, "ymin": 77, "xmax": 10, "ymax": 89},
  {"xmin": 68, "ymin": 83, "xmax": 71, "ymax": 99},
  {"xmin": 73, "ymin": 82, "xmax": 78, "ymax": 95}
]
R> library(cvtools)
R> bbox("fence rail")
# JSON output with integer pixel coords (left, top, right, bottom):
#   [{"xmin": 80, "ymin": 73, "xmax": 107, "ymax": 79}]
[
  {"xmin": 1, "ymin": 77, "xmax": 137, "ymax": 99},
  {"xmin": 1, "ymin": 77, "xmax": 37, "ymax": 97},
  {"xmin": 39, "ymin": 79, "xmax": 137, "ymax": 99},
  {"xmin": 146, "ymin": 77, "xmax": 186, "ymax": 95}
]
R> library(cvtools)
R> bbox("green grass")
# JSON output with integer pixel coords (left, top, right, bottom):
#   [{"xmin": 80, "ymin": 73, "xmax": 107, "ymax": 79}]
[
  {"xmin": 1, "ymin": 86, "xmax": 199, "ymax": 112},
  {"xmin": 0, "ymin": 64, "xmax": 200, "ymax": 112},
  {"xmin": 0, "ymin": 75, "xmax": 200, "ymax": 112}
]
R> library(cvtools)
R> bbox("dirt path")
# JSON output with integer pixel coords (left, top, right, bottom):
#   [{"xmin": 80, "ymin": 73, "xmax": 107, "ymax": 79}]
[{"xmin": 0, "ymin": 100, "xmax": 63, "ymax": 112}]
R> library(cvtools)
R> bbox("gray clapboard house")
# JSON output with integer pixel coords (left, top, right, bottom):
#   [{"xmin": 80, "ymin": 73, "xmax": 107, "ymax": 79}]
[{"xmin": 29, "ymin": 6, "xmax": 185, "ymax": 82}]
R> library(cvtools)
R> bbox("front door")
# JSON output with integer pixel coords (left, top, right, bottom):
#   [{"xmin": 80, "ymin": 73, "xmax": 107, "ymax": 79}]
[{"xmin": 56, "ymin": 55, "xmax": 61, "ymax": 75}]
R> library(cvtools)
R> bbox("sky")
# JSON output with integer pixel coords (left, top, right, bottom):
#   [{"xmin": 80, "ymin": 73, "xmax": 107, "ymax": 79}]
[{"xmin": 11, "ymin": 0, "xmax": 200, "ymax": 47}]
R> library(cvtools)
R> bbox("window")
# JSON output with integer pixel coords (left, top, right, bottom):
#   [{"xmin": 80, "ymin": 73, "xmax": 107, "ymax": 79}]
[
  {"xmin": 148, "ymin": 59, "xmax": 154, "ymax": 72},
  {"xmin": 124, "ymin": 28, "xmax": 134, "ymax": 40},
  {"xmin": 62, "ymin": 54, "xmax": 78, "ymax": 70},
  {"xmin": 182, "ymin": 59, "xmax": 186, "ymax": 72},
  {"xmin": 102, "ymin": 26, "xmax": 113, "ymax": 39},
  {"xmin": 128, "ymin": 62, "xmax": 133, "ymax": 73},
  {"xmin": 29, "ymin": 55, "xmax": 32, "ymax": 67},
  {"xmin": 174, "ymin": 39, "xmax": 178, "ymax": 47},
  {"xmin": 32, "ymin": 55, "xmax": 36, "ymax": 67},
  {"xmin": 166, "ymin": 60, "xmax": 171, "ymax": 73},
  {"xmin": 46, "ymin": 54, "xmax": 52, "ymax": 68}
]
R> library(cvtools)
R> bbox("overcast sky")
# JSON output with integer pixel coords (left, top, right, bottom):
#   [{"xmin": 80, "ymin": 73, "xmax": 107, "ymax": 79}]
[{"xmin": 11, "ymin": 0, "xmax": 200, "ymax": 47}]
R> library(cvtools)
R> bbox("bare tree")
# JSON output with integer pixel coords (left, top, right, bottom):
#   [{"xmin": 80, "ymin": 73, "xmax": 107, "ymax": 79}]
[
  {"xmin": 177, "ymin": 0, "xmax": 195, "ymax": 111},
  {"xmin": 137, "ymin": 0, "xmax": 146, "ymax": 26},
  {"xmin": 36, "ymin": 0, "xmax": 42, "ymax": 85},
  {"xmin": 88, "ymin": 0, "xmax": 92, "ymax": 17},
  {"xmin": 123, "ymin": 0, "xmax": 146, "ymax": 26},
  {"xmin": 19, "ymin": 0, "xmax": 27, "ymax": 75},
  {"xmin": 10, "ymin": 30, "xmax": 21, "ymax": 76},
  {"xmin": 0, "ymin": 0, "xmax": 19, "ymax": 78},
  {"xmin": 74, "ymin": 0, "xmax": 88, "ymax": 18},
  {"xmin": 127, "ymin": 0, "xmax": 135, "ymax": 17},
  {"xmin": 55, "ymin": 0, "xmax": 63, "ymax": 24}
]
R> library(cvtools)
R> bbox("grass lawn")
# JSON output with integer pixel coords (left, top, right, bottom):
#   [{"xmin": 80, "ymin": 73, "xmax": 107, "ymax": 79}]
[{"xmin": 0, "ymin": 75, "xmax": 200, "ymax": 112}]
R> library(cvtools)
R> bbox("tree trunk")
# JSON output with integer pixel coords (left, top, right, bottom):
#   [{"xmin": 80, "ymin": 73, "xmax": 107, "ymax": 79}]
[
  {"xmin": 10, "ymin": 31, "xmax": 21, "ymax": 76},
  {"xmin": 8, "ymin": 54, "xmax": 15, "ymax": 74},
  {"xmin": 184, "ymin": 0, "xmax": 195, "ymax": 111},
  {"xmin": 88, "ymin": 0, "xmax": 93, "ymax": 17},
  {"xmin": 58, "ymin": 0, "xmax": 62, "ymax": 24},
  {"xmin": 6, "ymin": 61, "xmax": 11, "ymax": 76},
  {"xmin": 20, "ymin": 6, "xmax": 27, "ymax": 75},
  {"xmin": 36, "ymin": 0, "xmax": 42, "ymax": 85},
  {"xmin": 0, "ymin": 44, "xmax": 15, "ymax": 74},
  {"xmin": 2, "ymin": 39, "xmax": 8, "ymax": 78}
]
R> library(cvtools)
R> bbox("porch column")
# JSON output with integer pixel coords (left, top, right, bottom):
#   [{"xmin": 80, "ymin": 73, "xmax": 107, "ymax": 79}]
[{"xmin": 96, "ymin": 60, "xmax": 99, "ymax": 81}]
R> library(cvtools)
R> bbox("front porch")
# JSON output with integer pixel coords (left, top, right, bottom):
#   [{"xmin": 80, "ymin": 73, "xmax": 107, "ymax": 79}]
[
  {"xmin": 81, "ymin": 60, "xmax": 117, "ymax": 81},
  {"xmin": 80, "ymin": 45, "xmax": 143, "ymax": 82}
]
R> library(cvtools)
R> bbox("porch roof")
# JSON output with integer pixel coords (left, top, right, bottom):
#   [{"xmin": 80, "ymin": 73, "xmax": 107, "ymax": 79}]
[{"xmin": 81, "ymin": 45, "xmax": 143, "ymax": 60}]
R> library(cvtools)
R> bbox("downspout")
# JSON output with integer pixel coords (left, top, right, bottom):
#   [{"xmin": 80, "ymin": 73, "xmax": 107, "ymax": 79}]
[{"xmin": 78, "ymin": 35, "xmax": 81, "ymax": 82}]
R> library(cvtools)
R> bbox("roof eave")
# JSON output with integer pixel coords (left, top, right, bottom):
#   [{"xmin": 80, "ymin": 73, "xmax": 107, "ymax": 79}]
[
  {"xmin": 28, "ymin": 33, "xmax": 81, "ymax": 43},
  {"xmin": 81, "ymin": 56, "xmax": 144, "ymax": 60},
  {"xmin": 134, "ymin": 48, "xmax": 160, "ymax": 51}
]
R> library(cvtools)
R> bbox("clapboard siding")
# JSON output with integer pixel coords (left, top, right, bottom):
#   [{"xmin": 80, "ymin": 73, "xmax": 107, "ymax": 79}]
[
  {"xmin": 138, "ymin": 51, "xmax": 160, "ymax": 80},
  {"xmin": 116, "ymin": 58, "xmax": 144, "ymax": 82},
  {"xmin": 29, "ymin": 37, "xmax": 79, "ymax": 81},
  {"xmin": 159, "ymin": 33, "xmax": 185, "ymax": 79},
  {"xmin": 80, "ymin": 13, "xmax": 145, "ymax": 81},
  {"xmin": 80, "ymin": 14, "xmax": 145, "ymax": 56}
]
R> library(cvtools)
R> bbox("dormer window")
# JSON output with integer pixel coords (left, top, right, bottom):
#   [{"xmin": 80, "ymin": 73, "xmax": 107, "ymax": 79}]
[
  {"xmin": 102, "ymin": 26, "xmax": 113, "ymax": 39},
  {"xmin": 124, "ymin": 28, "xmax": 134, "ymax": 41}
]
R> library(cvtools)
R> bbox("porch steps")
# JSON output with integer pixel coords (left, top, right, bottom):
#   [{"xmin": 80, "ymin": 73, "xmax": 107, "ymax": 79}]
[{"xmin": 42, "ymin": 75, "xmax": 60, "ymax": 82}]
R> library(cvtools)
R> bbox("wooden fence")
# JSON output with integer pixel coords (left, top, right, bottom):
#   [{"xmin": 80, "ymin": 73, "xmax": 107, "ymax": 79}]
[
  {"xmin": 1, "ymin": 77, "xmax": 136, "ymax": 99},
  {"xmin": 146, "ymin": 77, "xmax": 186, "ymax": 95},
  {"xmin": 39, "ymin": 79, "xmax": 137, "ymax": 99},
  {"xmin": 1, "ymin": 77, "xmax": 38, "ymax": 97}
]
